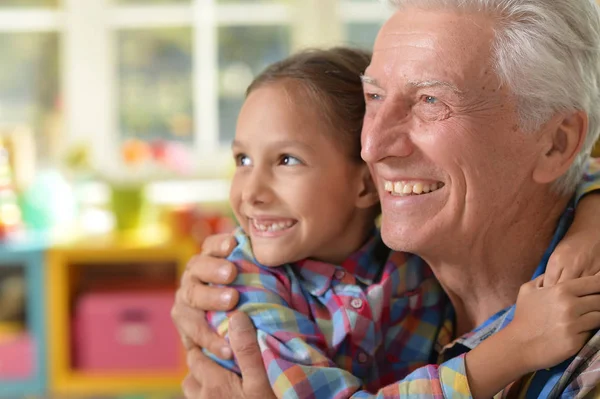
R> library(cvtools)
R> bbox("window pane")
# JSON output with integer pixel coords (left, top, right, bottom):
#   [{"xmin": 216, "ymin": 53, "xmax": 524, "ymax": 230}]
[
  {"xmin": 218, "ymin": 0, "xmax": 289, "ymax": 3},
  {"xmin": 115, "ymin": 0, "xmax": 188, "ymax": 4},
  {"xmin": 218, "ymin": 26, "xmax": 291, "ymax": 145},
  {"xmin": 117, "ymin": 28, "xmax": 193, "ymax": 143},
  {"xmin": 345, "ymin": 22, "xmax": 381, "ymax": 50},
  {"xmin": 0, "ymin": 0, "xmax": 57, "ymax": 7},
  {"xmin": 0, "ymin": 33, "xmax": 61, "ymax": 162}
]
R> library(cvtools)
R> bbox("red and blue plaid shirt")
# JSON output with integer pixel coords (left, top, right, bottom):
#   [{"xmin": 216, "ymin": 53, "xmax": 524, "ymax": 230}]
[{"xmin": 206, "ymin": 229, "xmax": 461, "ymax": 398}]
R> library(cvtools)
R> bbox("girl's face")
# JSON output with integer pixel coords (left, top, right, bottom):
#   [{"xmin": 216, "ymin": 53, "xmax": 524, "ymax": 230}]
[{"xmin": 230, "ymin": 82, "xmax": 376, "ymax": 266}]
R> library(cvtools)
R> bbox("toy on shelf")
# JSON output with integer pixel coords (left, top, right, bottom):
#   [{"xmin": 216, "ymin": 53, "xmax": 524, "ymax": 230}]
[
  {"xmin": 73, "ymin": 290, "xmax": 179, "ymax": 372},
  {"xmin": 0, "ymin": 274, "xmax": 26, "ymax": 324},
  {"xmin": 0, "ymin": 270, "xmax": 31, "ymax": 380},
  {"xmin": 0, "ymin": 141, "xmax": 23, "ymax": 239},
  {"xmin": 166, "ymin": 204, "xmax": 236, "ymax": 248},
  {"xmin": 0, "ymin": 331, "xmax": 35, "ymax": 380}
]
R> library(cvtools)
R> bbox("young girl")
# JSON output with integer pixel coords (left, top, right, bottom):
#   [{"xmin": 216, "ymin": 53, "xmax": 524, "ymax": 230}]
[{"xmin": 205, "ymin": 47, "xmax": 600, "ymax": 398}]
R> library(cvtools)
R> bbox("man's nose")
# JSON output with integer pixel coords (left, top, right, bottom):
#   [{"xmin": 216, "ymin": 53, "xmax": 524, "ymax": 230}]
[
  {"xmin": 361, "ymin": 103, "xmax": 414, "ymax": 163},
  {"xmin": 241, "ymin": 168, "xmax": 273, "ymax": 205}
]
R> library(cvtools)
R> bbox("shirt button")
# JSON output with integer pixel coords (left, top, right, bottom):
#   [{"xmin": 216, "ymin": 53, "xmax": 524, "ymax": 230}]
[
  {"xmin": 350, "ymin": 298, "xmax": 363, "ymax": 309},
  {"xmin": 357, "ymin": 352, "xmax": 369, "ymax": 364},
  {"xmin": 334, "ymin": 270, "xmax": 346, "ymax": 280}
]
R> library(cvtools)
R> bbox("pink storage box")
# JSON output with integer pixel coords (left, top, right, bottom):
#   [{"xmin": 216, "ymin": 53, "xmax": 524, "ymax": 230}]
[
  {"xmin": 0, "ymin": 333, "xmax": 34, "ymax": 378},
  {"xmin": 73, "ymin": 290, "xmax": 181, "ymax": 372}
]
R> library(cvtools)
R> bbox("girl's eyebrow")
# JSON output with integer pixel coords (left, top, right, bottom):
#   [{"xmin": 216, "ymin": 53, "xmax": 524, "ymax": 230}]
[
  {"xmin": 232, "ymin": 139, "xmax": 315, "ymax": 152},
  {"xmin": 269, "ymin": 139, "xmax": 315, "ymax": 152}
]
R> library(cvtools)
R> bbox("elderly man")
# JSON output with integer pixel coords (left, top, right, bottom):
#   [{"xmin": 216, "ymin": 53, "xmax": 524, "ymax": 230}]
[{"xmin": 172, "ymin": 0, "xmax": 600, "ymax": 397}]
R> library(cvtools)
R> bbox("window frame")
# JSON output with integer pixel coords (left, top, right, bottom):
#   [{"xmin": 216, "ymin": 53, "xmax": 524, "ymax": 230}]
[{"xmin": 0, "ymin": 0, "xmax": 389, "ymax": 181}]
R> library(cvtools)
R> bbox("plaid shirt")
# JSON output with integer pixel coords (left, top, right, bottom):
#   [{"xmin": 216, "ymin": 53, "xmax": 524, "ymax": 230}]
[
  {"xmin": 206, "ymin": 159, "xmax": 600, "ymax": 398},
  {"xmin": 206, "ymin": 230, "xmax": 455, "ymax": 398}
]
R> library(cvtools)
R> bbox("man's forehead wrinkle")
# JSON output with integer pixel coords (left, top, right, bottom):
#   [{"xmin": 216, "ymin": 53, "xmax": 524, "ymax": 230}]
[{"xmin": 376, "ymin": 30, "xmax": 436, "ymax": 48}]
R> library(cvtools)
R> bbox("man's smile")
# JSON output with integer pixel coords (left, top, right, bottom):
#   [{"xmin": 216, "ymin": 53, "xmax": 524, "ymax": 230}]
[{"xmin": 383, "ymin": 180, "xmax": 445, "ymax": 196}]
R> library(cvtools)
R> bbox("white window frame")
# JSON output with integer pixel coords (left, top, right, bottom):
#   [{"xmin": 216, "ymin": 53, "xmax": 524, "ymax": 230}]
[{"xmin": 0, "ymin": 0, "xmax": 388, "ymax": 184}]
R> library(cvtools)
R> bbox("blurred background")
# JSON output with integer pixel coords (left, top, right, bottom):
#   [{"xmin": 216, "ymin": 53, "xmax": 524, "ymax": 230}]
[{"xmin": 0, "ymin": 0, "xmax": 389, "ymax": 398}]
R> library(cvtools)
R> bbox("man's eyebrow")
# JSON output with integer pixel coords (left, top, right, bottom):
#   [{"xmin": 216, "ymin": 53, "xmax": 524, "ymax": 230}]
[
  {"xmin": 407, "ymin": 80, "xmax": 465, "ymax": 95},
  {"xmin": 360, "ymin": 74, "xmax": 381, "ymax": 88}
]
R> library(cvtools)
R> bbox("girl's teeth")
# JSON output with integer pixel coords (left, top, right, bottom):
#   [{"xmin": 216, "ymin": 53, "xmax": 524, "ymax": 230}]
[{"xmin": 253, "ymin": 219, "xmax": 294, "ymax": 232}]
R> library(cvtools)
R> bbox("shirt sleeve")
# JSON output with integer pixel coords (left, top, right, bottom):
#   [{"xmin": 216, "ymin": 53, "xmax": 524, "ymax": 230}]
[
  {"xmin": 350, "ymin": 356, "xmax": 472, "ymax": 399},
  {"xmin": 204, "ymin": 242, "xmax": 473, "ymax": 399},
  {"xmin": 575, "ymin": 158, "xmax": 600, "ymax": 201}
]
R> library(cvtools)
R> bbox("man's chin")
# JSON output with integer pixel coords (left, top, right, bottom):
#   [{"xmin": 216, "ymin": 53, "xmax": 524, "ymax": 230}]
[{"xmin": 380, "ymin": 221, "xmax": 425, "ymax": 253}]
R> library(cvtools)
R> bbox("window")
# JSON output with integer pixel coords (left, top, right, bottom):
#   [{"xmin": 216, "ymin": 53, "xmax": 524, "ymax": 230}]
[
  {"xmin": 218, "ymin": 25, "xmax": 291, "ymax": 144},
  {"xmin": 0, "ymin": 32, "xmax": 60, "ymax": 164},
  {"xmin": 0, "ymin": 0, "xmax": 388, "ymax": 179},
  {"xmin": 118, "ymin": 28, "xmax": 194, "ymax": 143}
]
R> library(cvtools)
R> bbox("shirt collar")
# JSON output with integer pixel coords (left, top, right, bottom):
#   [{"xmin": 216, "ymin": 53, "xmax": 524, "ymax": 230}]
[{"xmin": 295, "ymin": 229, "xmax": 389, "ymax": 296}]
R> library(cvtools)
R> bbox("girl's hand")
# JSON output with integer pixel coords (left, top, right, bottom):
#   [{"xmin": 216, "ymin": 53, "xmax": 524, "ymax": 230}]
[
  {"xmin": 544, "ymin": 194, "xmax": 600, "ymax": 287},
  {"xmin": 509, "ymin": 274, "xmax": 600, "ymax": 372}
]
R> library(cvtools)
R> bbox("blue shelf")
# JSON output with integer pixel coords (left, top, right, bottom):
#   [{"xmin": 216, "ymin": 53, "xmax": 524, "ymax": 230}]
[{"xmin": 0, "ymin": 237, "xmax": 48, "ymax": 398}]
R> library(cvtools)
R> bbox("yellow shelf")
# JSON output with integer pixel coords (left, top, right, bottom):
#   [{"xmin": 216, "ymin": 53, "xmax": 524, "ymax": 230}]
[
  {"xmin": 46, "ymin": 235, "xmax": 195, "ymax": 396},
  {"xmin": 52, "ymin": 370, "xmax": 185, "ymax": 395}
]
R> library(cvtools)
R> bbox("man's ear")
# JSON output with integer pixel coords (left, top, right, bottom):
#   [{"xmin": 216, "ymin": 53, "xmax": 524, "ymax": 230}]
[
  {"xmin": 355, "ymin": 165, "xmax": 380, "ymax": 209},
  {"xmin": 533, "ymin": 111, "xmax": 588, "ymax": 184}
]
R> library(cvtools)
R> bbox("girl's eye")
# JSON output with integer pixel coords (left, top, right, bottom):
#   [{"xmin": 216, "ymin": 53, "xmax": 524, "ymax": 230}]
[
  {"xmin": 280, "ymin": 155, "xmax": 302, "ymax": 166},
  {"xmin": 236, "ymin": 154, "xmax": 252, "ymax": 167}
]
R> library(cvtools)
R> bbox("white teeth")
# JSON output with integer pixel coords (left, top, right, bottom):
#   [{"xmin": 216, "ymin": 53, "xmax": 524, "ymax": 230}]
[
  {"xmin": 383, "ymin": 180, "xmax": 444, "ymax": 196},
  {"xmin": 252, "ymin": 219, "xmax": 294, "ymax": 232},
  {"xmin": 394, "ymin": 182, "xmax": 402, "ymax": 194}
]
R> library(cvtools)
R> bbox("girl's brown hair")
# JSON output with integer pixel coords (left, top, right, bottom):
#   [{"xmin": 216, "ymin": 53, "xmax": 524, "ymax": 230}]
[{"xmin": 246, "ymin": 47, "xmax": 371, "ymax": 162}]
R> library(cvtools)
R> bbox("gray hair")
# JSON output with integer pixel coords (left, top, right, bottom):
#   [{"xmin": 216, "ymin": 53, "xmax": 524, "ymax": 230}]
[{"xmin": 387, "ymin": 0, "xmax": 600, "ymax": 194}]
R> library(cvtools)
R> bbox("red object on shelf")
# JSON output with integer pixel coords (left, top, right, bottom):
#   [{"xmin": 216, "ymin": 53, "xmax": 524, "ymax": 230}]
[
  {"xmin": 73, "ymin": 290, "xmax": 181, "ymax": 372},
  {"xmin": 0, "ymin": 333, "xmax": 34, "ymax": 378}
]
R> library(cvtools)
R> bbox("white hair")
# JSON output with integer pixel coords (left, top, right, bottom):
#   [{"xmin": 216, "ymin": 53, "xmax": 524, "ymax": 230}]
[{"xmin": 386, "ymin": 0, "xmax": 600, "ymax": 194}]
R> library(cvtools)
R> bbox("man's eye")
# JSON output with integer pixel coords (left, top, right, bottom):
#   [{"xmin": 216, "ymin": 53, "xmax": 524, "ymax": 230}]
[
  {"xmin": 236, "ymin": 154, "xmax": 252, "ymax": 166},
  {"xmin": 423, "ymin": 95, "xmax": 439, "ymax": 104},
  {"xmin": 366, "ymin": 93, "xmax": 382, "ymax": 101},
  {"xmin": 280, "ymin": 155, "xmax": 302, "ymax": 166}
]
